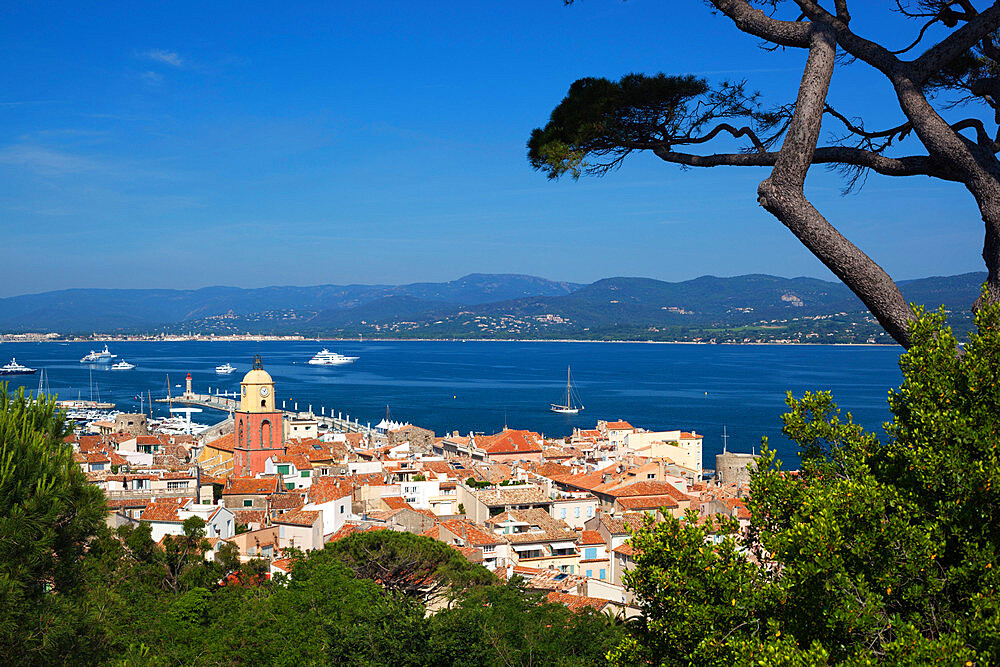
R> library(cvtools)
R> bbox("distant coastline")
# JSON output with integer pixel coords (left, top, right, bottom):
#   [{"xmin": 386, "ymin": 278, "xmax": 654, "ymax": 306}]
[{"xmin": 2, "ymin": 333, "xmax": 900, "ymax": 347}]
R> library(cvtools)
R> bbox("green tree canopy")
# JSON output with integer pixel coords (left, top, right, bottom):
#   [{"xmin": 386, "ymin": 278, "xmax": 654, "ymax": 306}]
[
  {"xmin": 327, "ymin": 529, "xmax": 495, "ymax": 603},
  {"xmin": 612, "ymin": 302, "xmax": 1000, "ymax": 665},
  {"xmin": 0, "ymin": 384, "xmax": 107, "ymax": 662}
]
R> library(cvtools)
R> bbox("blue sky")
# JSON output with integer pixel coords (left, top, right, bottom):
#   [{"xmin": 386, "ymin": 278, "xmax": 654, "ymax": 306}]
[{"xmin": 0, "ymin": 1, "xmax": 986, "ymax": 296}]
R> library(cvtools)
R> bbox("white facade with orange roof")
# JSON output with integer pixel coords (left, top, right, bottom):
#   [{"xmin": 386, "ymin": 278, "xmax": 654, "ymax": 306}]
[{"xmin": 625, "ymin": 429, "xmax": 703, "ymax": 475}]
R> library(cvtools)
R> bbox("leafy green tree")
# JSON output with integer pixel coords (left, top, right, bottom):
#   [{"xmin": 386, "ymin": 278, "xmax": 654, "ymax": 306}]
[
  {"xmin": 531, "ymin": 2, "xmax": 1000, "ymax": 348},
  {"xmin": 612, "ymin": 303, "xmax": 1000, "ymax": 664},
  {"xmin": 327, "ymin": 530, "xmax": 495, "ymax": 604},
  {"xmin": 161, "ymin": 515, "xmax": 212, "ymax": 593},
  {"xmin": 427, "ymin": 579, "xmax": 623, "ymax": 666},
  {"xmin": 0, "ymin": 384, "xmax": 107, "ymax": 662}
]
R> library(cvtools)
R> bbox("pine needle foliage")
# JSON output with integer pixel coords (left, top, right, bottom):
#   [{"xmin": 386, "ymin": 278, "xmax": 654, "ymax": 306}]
[{"xmin": 0, "ymin": 383, "xmax": 106, "ymax": 661}]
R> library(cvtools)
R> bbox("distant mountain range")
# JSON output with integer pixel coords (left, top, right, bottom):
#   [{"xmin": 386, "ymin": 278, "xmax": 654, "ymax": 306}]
[{"xmin": 0, "ymin": 272, "xmax": 985, "ymax": 343}]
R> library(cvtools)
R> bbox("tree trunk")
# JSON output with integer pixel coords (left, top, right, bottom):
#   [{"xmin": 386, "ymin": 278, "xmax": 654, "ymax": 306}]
[{"xmin": 756, "ymin": 23, "xmax": 916, "ymax": 347}]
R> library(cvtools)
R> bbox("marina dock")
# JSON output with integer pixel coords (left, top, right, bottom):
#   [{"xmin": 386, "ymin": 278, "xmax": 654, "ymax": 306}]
[{"xmin": 156, "ymin": 392, "xmax": 371, "ymax": 435}]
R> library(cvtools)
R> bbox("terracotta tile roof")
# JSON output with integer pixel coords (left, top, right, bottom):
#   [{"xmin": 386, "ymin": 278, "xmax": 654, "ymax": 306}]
[
  {"xmin": 383, "ymin": 496, "xmax": 413, "ymax": 511},
  {"xmin": 272, "ymin": 509, "xmax": 320, "ymax": 527},
  {"xmin": 547, "ymin": 591, "xmax": 612, "ymax": 612},
  {"xmin": 546, "ymin": 464, "xmax": 621, "ymax": 494},
  {"xmin": 286, "ymin": 438, "xmax": 347, "ymax": 462},
  {"xmin": 680, "ymin": 431, "xmax": 701, "ymax": 439},
  {"xmin": 605, "ymin": 421, "xmax": 634, "ymax": 430},
  {"xmin": 578, "ymin": 530, "xmax": 604, "ymax": 545},
  {"xmin": 608, "ymin": 481, "xmax": 692, "ymax": 502},
  {"xmin": 270, "ymin": 558, "xmax": 294, "ymax": 573},
  {"xmin": 203, "ymin": 433, "xmax": 235, "ymax": 453},
  {"xmin": 505, "ymin": 566, "xmax": 587, "ymax": 592},
  {"xmin": 542, "ymin": 447, "xmax": 573, "ymax": 460},
  {"xmin": 224, "ymin": 476, "xmax": 280, "ymax": 495},
  {"xmin": 440, "ymin": 519, "xmax": 506, "ymax": 547},
  {"xmin": 486, "ymin": 508, "xmax": 577, "ymax": 544},
  {"xmin": 615, "ymin": 494, "xmax": 680, "ymax": 510},
  {"xmin": 270, "ymin": 492, "xmax": 306, "ymax": 511},
  {"xmin": 474, "ymin": 485, "xmax": 551, "ymax": 507},
  {"xmin": 597, "ymin": 512, "xmax": 647, "ymax": 535},
  {"xmin": 140, "ymin": 499, "xmax": 185, "ymax": 522},
  {"xmin": 477, "ymin": 429, "xmax": 544, "ymax": 455},
  {"xmin": 270, "ymin": 453, "xmax": 313, "ymax": 470},
  {"xmin": 613, "ymin": 542, "xmax": 637, "ymax": 557},
  {"xmin": 232, "ymin": 509, "xmax": 268, "ymax": 526},
  {"xmin": 307, "ymin": 477, "xmax": 354, "ymax": 504},
  {"xmin": 161, "ymin": 471, "xmax": 196, "ymax": 480},
  {"xmin": 326, "ymin": 522, "xmax": 387, "ymax": 543}
]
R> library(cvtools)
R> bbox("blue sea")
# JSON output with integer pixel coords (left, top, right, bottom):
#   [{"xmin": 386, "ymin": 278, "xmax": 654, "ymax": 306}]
[{"xmin": 0, "ymin": 340, "xmax": 904, "ymax": 467}]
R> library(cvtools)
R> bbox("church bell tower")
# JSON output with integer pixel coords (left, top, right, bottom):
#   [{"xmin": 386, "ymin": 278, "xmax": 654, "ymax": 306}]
[{"xmin": 232, "ymin": 355, "xmax": 285, "ymax": 477}]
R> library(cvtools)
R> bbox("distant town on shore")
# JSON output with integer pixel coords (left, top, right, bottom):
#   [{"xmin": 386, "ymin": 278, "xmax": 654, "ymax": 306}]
[{"xmin": 0, "ymin": 271, "xmax": 983, "ymax": 344}]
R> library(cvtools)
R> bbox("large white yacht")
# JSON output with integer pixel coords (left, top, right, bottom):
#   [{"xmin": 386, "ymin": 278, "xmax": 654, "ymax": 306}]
[
  {"xmin": 111, "ymin": 360, "xmax": 136, "ymax": 370},
  {"xmin": 308, "ymin": 348, "xmax": 359, "ymax": 365},
  {"xmin": 216, "ymin": 363, "xmax": 237, "ymax": 374},
  {"xmin": 80, "ymin": 345, "xmax": 116, "ymax": 364},
  {"xmin": 0, "ymin": 358, "xmax": 38, "ymax": 376}
]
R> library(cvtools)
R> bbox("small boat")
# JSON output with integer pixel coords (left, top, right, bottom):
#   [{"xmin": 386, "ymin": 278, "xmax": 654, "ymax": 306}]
[
  {"xmin": 216, "ymin": 363, "xmax": 237, "ymax": 374},
  {"xmin": 80, "ymin": 344, "xmax": 116, "ymax": 363},
  {"xmin": 111, "ymin": 360, "xmax": 135, "ymax": 370},
  {"xmin": 308, "ymin": 348, "xmax": 359, "ymax": 365},
  {"xmin": 550, "ymin": 365, "xmax": 584, "ymax": 414},
  {"xmin": 0, "ymin": 358, "xmax": 38, "ymax": 376}
]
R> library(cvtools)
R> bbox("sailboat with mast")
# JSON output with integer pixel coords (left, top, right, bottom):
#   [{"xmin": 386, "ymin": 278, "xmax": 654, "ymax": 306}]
[{"xmin": 550, "ymin": 366, "xmax": 584, "ymax": 414}]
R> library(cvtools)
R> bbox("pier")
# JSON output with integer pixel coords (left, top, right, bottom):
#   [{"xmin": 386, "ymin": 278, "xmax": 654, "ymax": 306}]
[{"xmin": 156, "ymin": 392, "xmax": 371, "ymax": 435}]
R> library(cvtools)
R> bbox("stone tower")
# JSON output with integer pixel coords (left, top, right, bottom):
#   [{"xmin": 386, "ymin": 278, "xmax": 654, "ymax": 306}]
[{"xmin": 232, "ymin": 355, "xmax": 284, "ymax": 477}]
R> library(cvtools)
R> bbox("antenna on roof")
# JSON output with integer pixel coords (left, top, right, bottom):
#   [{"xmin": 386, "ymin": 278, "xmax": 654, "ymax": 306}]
[{"xmin": 721, "ymin": 425, "xmax": 729, "ymax": 454}]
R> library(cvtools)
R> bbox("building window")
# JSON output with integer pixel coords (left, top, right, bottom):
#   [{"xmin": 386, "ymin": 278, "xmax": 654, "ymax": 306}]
[
  {"xmin": 575, "ymin": 507, "xmax": 580, "ymax": 518},
  {"xmin": 243, "ymin": 499, "xmax": 253, "ymax": 507},
  {"xmin": 483, "ymin": 544, "xmax": 495, "ymax": 553},
  {"xmin": 301, "ymin": 470, "xmax": 310, "ymax": 478},
  {"xmin": 277, "ymin": 465, "xmax": 290, "ymax": 475},
  {"xmin": 587, "ymin": 507, "xmax": 593, "ymax": 517},
  {"xmin": 599, "ymin": 568, "xmax": 606, "ymax": 580},
  {"xmin": 340, "ymin": 505, "xmax": 345, "ymax": 514},
  {"xmin": 586, "ymin": 569, "xmax": 593, "ymax": 578},
  {"xmin": 260, "ymin": 419, "xmax": 272, "ymax": 447},
  {"xmin": 286, "ymin": 482, "xmax": 295, "ymax": 490},
  {"xmin": 585, "ymin": 547, "xmax": 597, "ymax": 560},
  {"xmin": 560, "ymin": 508, "xmax": 566, "ymax": 519},
  {"xmin": 167, "ymin": 481, "xmax": 187, "ymax": 490}
]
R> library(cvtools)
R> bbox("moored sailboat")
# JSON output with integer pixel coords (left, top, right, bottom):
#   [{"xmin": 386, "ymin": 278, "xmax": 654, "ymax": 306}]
[{"xmin": 550, "ymin": 365, "xmax": 584, "ymax": 414}]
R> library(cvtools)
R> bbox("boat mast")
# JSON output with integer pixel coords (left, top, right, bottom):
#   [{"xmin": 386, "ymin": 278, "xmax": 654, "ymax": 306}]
[{"xmin": 566, "ymin": 366, "xmax": 572, "ymax": 408}]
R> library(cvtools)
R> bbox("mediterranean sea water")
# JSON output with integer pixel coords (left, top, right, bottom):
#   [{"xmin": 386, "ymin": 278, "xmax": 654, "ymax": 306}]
[{"xmin": 0, "ymin": 340, "xmax": 904, "ymax": 468}]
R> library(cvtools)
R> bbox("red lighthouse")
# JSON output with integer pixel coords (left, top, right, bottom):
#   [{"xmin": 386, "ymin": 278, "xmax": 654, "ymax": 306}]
[{"xmin": 232, "ymin": 355, "xmax": 285, "ymax": 477}]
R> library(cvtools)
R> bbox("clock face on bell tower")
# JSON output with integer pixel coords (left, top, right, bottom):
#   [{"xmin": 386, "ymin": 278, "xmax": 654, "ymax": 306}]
[
  {"xmin": 240, "ymin": 355, "xmax": 276, "ymax": 413},
  {"xmin": 233, "ymin": 355, "xmax": 285, "ymax": 477}
]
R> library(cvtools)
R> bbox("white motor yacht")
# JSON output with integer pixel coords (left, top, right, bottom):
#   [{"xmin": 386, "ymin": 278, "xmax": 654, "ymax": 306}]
[
  {"xmin": 308, "ymin": 348, "xmax": 359, "ymax": 365},
  {"xmin": 111, "ymin": 360, "xmax": 136, "ymax": 370},
  {"xmin": 216, "ymin": 363, "xmax": 237, "ymax": 374},
  {"xmin": 80, "ymin": 344, "xmax": 117, "ymax": 363},
  {"xmin": 0, "ymin": 358, "xmax": 38, "ymax": 376}
]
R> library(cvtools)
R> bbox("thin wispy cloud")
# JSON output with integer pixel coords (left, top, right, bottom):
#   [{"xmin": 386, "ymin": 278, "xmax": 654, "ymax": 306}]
[
  {"xmin": 141, "ymin": 70, "xmax": 164, "ymax": 86},
  {"xmin": 0, "ymin": 144, "xmax": 98, "ymax": 175},
  {"xmin": 142, "ymin": 49, "xmax": 183, "ymax": 67}
]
